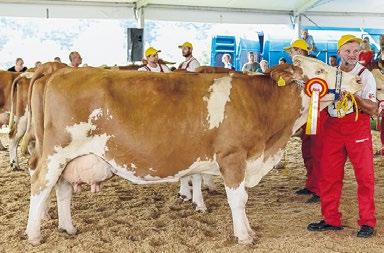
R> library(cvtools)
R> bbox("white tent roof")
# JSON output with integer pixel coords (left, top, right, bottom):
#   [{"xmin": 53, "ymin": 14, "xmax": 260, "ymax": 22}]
[{"xmin": 0, "ymin": 0, "xmax": 383, "ymax": 28}]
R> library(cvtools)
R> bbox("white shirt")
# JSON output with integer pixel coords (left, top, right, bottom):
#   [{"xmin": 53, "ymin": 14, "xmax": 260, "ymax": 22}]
[
  {"xmin": 328, "ymin": 62, "xmax": 377, "ymax": 117},
  {"xmin": 138, "ymin": 64, "xmax": 171, "ymax": 73},
  {"xmin": 178, "ymin": 57, "xmax": 200, "ymax": 72}
]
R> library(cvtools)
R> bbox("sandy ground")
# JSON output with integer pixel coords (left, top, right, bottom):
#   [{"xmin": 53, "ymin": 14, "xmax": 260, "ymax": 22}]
[{"xmin": 0, "ymin": 132, "xmax": 383, "ymax": 253}]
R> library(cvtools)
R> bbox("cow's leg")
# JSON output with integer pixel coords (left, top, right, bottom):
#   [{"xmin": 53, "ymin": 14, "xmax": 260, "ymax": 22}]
[
  {"xmin": 9, "ymin": 115, "xmax": 27, "ymax": 170},
  {"xmin": 192, "ymin": 174, "xmax": 207, "ymax": 212},
  {"xmin": 26, "ymin": 186, "xmax": 52, "ymax": 245},
  {"xmin": 55, "ymin": 179, "xmax": 77, "ymax": 235},
  {"xmin": 178, "ymin": 176, "xmax": 192, "ymax": 201},
  {"xmin": 27, "ymin": 159, "xmax": 60, "ymax": 245},
  {"xmin": 219, "ymin": 151, "xmax": 254, "ymax": 245},
  {"xmin": 202, "ymin": 174, "xmax": 218, "ymax": 193}
]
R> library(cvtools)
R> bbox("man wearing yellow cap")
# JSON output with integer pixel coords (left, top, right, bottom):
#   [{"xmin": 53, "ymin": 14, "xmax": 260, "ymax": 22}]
[
  {"xmin": 308, "ymin": 35, "xmax": 377, "ymax": 238},
  {"xmin": 284, "ymin": 38, "xmax": 310, "ymax": 57},
  {"xmin": 138, "ymin": 47, "xmax": 171, "ymax": 72},
  {"xmin": 285, "ymin": 39, "xmax": 324, "ymax": 204},
  {"xmin": 178, "ymin": 42, "xmax": 200, "ymax": 72}
]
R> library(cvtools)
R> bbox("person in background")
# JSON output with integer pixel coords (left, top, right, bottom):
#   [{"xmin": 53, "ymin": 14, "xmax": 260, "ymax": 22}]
[
  {"xmin": 35, "ymin": 61, "xmax": 42, "ymax": 68},
  {"xmin": 375, "ymin": 35, "xmax": 384, "ymax": 61},
  {"xmin": 257, "ymin": 60, "xmax": 269, "ymax": 73},
  {"xmin": 242, "ymin": 51, "xmax": 260, "ymax": 73},
  {"xmin": 301, "ymin": 29, "xmax": 316, "ymax": 54},
  {"xmin": 54, "ymin": 57, "xmax": 62, "ymax": 63},
  {"xmin": 222, "ymin": 54, "xmax": 234, "ymax": 69},
  {"xmin": 7, "ymin": 58, "xmax": 27, "ymax": 72},
  {"xmin": 328, "ymin": 55, "xmax": 338, "ymax": 67},
  {"xmin": 359, "ymin": 40, "xmax": 373, "ymax": 66},
  {"xmin": 284, "ymin": 38, "xmax": 323, "ymax": 204},
  {"xmin": 178, "ymin": 42, "xmax": 200, "ymax": 72},
  {"xmin": 278, "ymin": 57, "xmax": 287, "ymax": 64},
  {"xmin": 138, "ymin": 47, "xmax": 171, "ymax": 72},
  {"xmin": 69, "ymin": 51, "xmax": 82, "ymax": 68}
]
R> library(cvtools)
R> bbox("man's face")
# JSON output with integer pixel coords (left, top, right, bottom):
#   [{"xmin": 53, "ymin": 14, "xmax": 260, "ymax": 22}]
[
  {"xmin": 182, "ymin": 47, "xmax": 192, "ymax": 57},
  {"xmin": 290, "ymin": 47, "xmax": 307, "ymax": 57},
  {"xmin": 71, "ymin": 53, "xmax": 82, "ymax": 67},
  {"xmin": 329, "ymin": 57, "xmax": 337, "ymax": 66},
  {"xmin": 338, "ymin": 41, "xmax": 360, "ymax": 66},
  {"xmin": 248, "ymin": 54, "xmax": 255, "ymax": 62},
  {"xmin": 16, "ymin": 60, "xmax": 24, "ymax": 67},
  {"xmin": 147, "ymin": 53, "xmax": 159, "ymax": 63},
  {"xmin": 302, "ymin": 31, "xmax": 308, "ymax": 39}
]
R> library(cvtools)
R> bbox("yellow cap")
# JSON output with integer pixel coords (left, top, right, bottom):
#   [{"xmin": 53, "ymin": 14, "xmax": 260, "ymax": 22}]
[
  {"xmin": 178, "ymin": 42, "xmax": 193, "ymax": 49},
  {"xmin": 337, "ymin": 34, "xmax": 362, "ymax": 50},
  {"xmin": 284, "ymin": 39, "xmax": 309, "ymax": 52},
  {"xmin": 145, "ymin": 47, "xmax": 161, "ymax": 57}
]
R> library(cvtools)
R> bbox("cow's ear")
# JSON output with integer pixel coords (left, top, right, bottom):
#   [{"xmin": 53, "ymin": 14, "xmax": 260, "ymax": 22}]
[{"xmin": 268, "ymin": 64, "xmax": 294, "ymax": 84}]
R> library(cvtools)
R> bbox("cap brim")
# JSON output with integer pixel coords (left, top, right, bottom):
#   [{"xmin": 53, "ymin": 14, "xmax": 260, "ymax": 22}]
[
  {"xmin": 284, "ymin": 46, "xmax": 292, "ymax": 51},
  {"xmin": 348, "ymin": 38, "xmax": 363, "ymax": 44}
]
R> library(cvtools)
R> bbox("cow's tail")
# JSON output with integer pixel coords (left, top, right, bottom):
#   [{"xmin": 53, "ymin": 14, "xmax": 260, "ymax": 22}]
[
  {"xmin": 8, "ymin": 75, "xmax": 23, "ymax": 135},
  {"xmin": 20, "ymin": 72, "xmax": 43, "ymax": 153}
]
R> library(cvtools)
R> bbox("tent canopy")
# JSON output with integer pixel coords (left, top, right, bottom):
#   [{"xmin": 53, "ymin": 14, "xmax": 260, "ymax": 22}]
[{"xmin": 0, "ymin": 0, "xmax": 383, "ymax": 28}]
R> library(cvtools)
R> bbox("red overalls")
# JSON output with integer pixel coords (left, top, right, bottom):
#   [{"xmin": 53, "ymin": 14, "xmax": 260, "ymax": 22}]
[
  {"xmin": 302, "ymin": 110, "xmax": 328, "ymax": 196},
  {"xmin": 319, "ymin": 112, "xmax": 376, "ymax": 227}
]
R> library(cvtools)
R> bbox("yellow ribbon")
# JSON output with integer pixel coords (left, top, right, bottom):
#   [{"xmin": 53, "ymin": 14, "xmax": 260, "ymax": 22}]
[{"xmin": 335, "ymin": 92, "xmax": 359, "ymax": 121}]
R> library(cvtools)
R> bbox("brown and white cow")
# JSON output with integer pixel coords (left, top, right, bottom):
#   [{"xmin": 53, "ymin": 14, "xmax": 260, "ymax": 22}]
[
  {"xmin": 25, "ymin": 56, "xmax": 361, "ymax": 245},
  {"xmin": 0, "ymin": 71, "xmax": 21, "ymax": 150}
]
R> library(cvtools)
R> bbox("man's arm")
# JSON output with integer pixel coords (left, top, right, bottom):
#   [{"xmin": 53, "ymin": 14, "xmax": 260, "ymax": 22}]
[{"xmin": 354, "ymin": 95, "xmax": 378, "ymax": 116}]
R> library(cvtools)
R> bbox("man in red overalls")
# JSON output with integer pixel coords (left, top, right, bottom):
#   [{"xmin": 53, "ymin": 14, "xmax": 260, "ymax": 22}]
[
  {"xmin": 285, "ymin": 39, "xmax": 322, "ymax": 203},
  {"xmin": 308, "ymin": 35, "xmax": 378, "ymax": 238}
]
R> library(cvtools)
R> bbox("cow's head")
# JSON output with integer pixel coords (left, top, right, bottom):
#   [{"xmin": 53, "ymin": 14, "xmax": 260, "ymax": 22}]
[{"xmin": 292, "ymin": 55, "xmax": 361, "ymax": 104}]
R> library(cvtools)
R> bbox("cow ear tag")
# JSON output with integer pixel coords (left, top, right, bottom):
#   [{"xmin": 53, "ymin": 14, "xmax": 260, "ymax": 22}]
[{"xmin": 277, "ymin": 76, "xmax": 286, "ymax": 86}]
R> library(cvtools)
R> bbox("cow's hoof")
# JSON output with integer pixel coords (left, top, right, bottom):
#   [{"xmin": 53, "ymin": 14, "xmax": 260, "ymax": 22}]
[
  {"xmin": 192, "ymin": 202, "xmax": 207, "ymax": 213},
  {"xmin": 178, "ymin": 193, "xmax": 191, "ymax": 202},
  {"xmin": 28, "ymin": 235, "xmax": 42, "ymax": 246},
  {"xmin": 10, "ymin": 162, "xmax": 22, "ymax": 171},
  {"xmin": 58, "ymin": 226, "xmax": 77, "ymax": 235},
  {"xmin": 238, "ymin": 236, "xmax": 254, "ymax": 245}
]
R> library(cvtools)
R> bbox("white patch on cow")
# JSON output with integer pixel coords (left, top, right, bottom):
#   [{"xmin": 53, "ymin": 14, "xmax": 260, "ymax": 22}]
[
  {"xmin": 43, "ymin": 108, "xmax": 111, "ymax": 192},
  {"xmin": 225, "ymin": 181, "xmax": 254, "ymax": 244},
  {"xmin": 291, "ymin": 91, "xmax": 310, "ymax": 135},
  {"xmin": 204, "ymin": 76, "xmax": 232, "ymax": 129},
  {"xmin": 110, "ymin": 156, "xmax": 220, "ymax": 185},
  {"xmin": 131, "ymin": 163, "xmax": 137, "ymax": 169},
  {"xmin": 244, "ymin": 150, "xmax": 284, "ymax": 188}
]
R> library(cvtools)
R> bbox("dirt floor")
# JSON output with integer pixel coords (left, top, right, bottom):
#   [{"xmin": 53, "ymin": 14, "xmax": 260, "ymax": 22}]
[{"xmin": 0, "ymin": 131, "xmax": 383, "ymax": 253}]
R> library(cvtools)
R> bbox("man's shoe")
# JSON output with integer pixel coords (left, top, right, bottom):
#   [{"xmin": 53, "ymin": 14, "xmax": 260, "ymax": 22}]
[
  {"xmin": 306, "ymin": 194, "xmax": 320, "ymax": 203},
  {"xmin": 357, "ymin": 225, "xmax": 375, "ymax": 238},
  {"xmin": 295, "ymin": 188, "xmax": 313, "ymax": 195},
  {"xmin": 307, "ymin": 220, "xmax": 343, "ymax": 231}
]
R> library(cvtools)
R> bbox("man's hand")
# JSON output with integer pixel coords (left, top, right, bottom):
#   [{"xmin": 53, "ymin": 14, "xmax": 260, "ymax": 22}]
[{"xmin": 354, "ymin": 95, "xmax": 379, "ymax": 116}]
